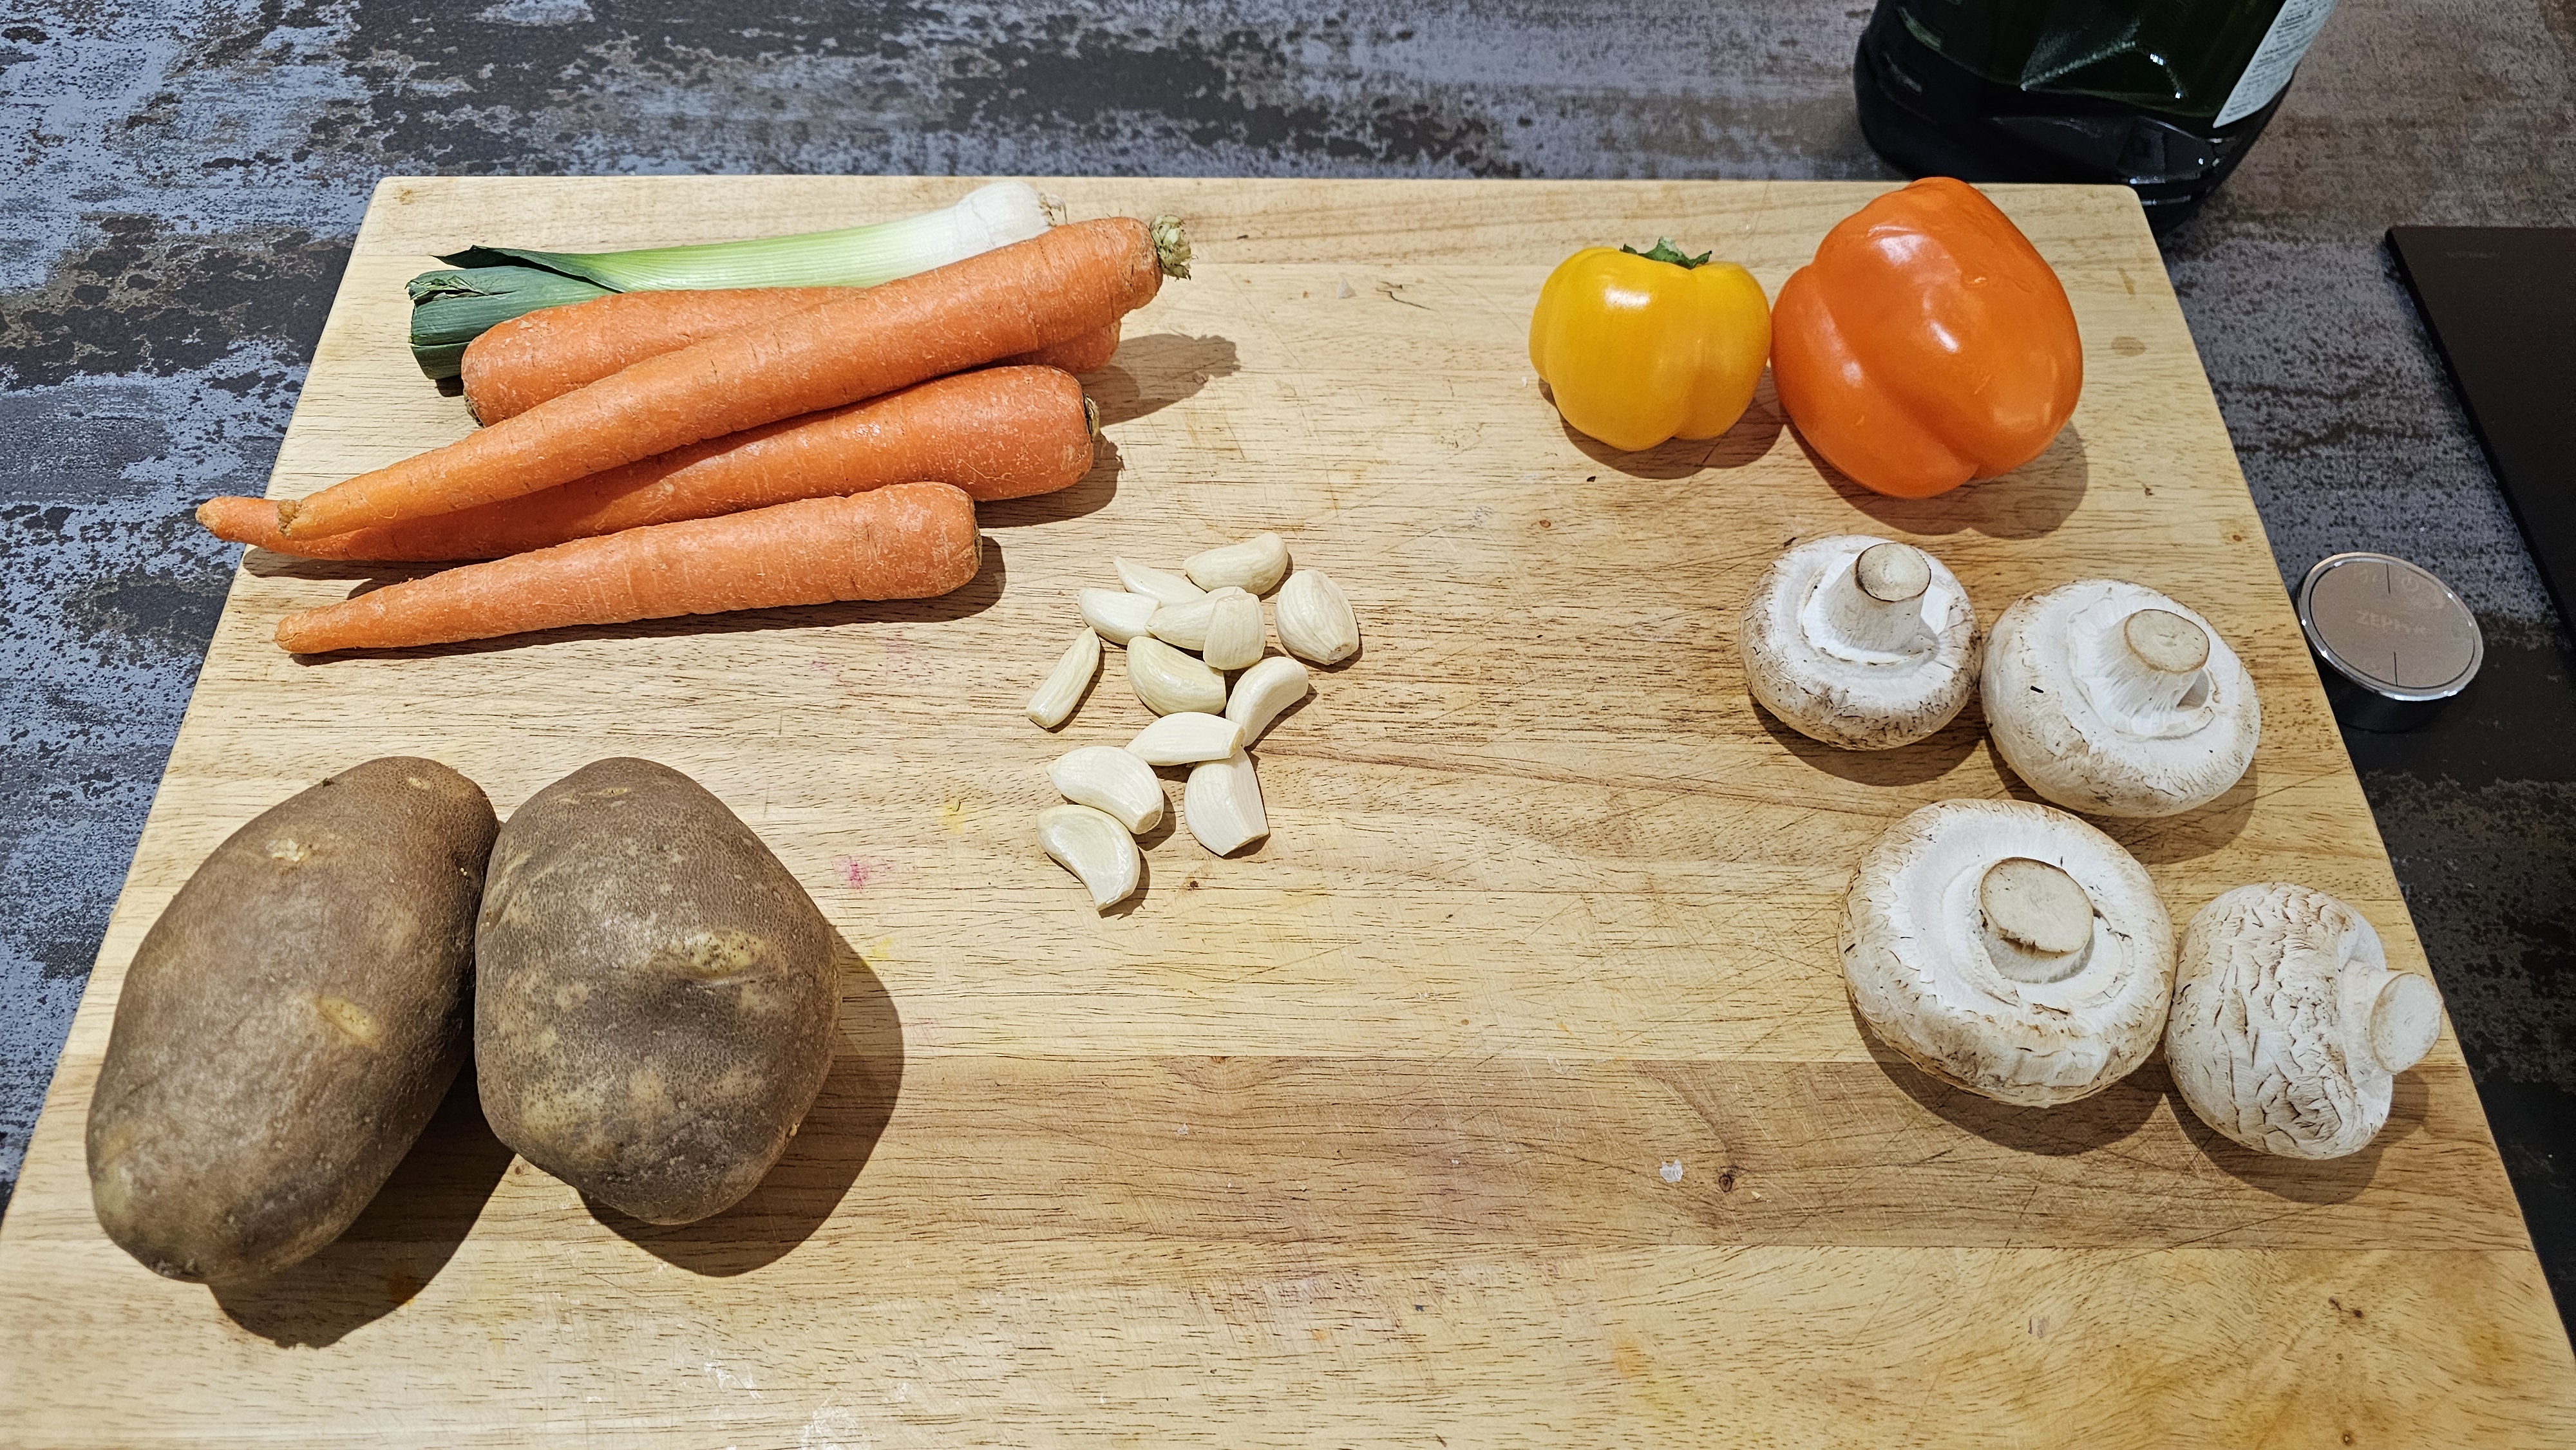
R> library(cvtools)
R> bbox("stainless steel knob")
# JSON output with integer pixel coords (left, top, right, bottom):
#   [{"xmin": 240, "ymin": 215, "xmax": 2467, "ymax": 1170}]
[{"xmin": 2296, "ymin": 552, "xmax": 2483, "ymax": 732}]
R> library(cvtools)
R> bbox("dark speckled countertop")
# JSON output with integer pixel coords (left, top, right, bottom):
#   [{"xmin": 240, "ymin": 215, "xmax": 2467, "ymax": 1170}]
[{"xmin": 6, "ymin": 0, "xmax": 2573, "ymax": 1315}]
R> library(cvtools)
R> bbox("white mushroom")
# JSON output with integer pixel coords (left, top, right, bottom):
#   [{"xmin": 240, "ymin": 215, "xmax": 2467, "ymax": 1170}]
[
  {"xmin": 1981, "ymin": 579, "xmax": 2260, "ymax": 818},
  {"xmin": 2164, "ymin": 883, "xmax": 2443, "ymax": 1159},
  {"xmin": 1842, "ymin": 798, "xmax": 2175, "ymax": 1106},
  {"xmin": 1736, "ymin": 536, "xmax": 1980, "ymax": 749}
]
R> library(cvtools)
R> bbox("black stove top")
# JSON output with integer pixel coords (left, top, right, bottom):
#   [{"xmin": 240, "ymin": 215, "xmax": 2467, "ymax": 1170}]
[{"xmin": 2389, "ymin": 227, "xmax": 2576, "ymax": 637}]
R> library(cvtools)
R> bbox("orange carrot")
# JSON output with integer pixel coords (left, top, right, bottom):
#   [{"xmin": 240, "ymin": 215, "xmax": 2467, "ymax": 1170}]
[
  {"xmin": 272, "ymin": 482, "xmax": 980, "ymax": 654},
  {"xmin": 461, "ymin": 287, "xmax": 849, "ymax": 422},
  {"xmin": 204, "ymin": 367, "xmax": 1090, "ymax": 562},
  {"xmin": 1013, "ymin": 319, "xmax": 1122, "ymax": 375},
  {"xmin": 467, "ymin": 291, "xmax": 1122, "ymax": 422},
  {"xmin": 280, "ymin": 216, "xmax": 1184, "ymax": 540}
]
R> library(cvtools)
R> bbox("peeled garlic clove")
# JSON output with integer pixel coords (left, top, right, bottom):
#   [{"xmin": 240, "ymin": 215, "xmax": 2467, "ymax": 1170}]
[
  {"xmin": 1225, "ymin": 655, "xmax": 1311, "ymax": 742},
  {"xmin": 1025, "ymin": 628, "xmax": 1101, "ymax": 730},
  {"xmin": 1184, "ymin": 532, "xmax": 1291, "ymax": 595},
  {"xmin": 1078, "ymin": 588, "xmax": 1157, "ymax": 646},
  {"xmin": 1146, "ymin": 586, "xmax": 1249, "ymax": 651},
  {"xmin": 1199, "ymin": 590, "xmax": 1265, "ymax": 672},
  {"xmin": 1184, "ymin": 749, "xmax": 1269, "ymax": 856},
  {"xmin": 1275, "ymin": 570, "xmax": 1359, "ymax": 665},
  {"xmin": 1125, "ymin": 711, "xmax": 1245, "ymax": 766},
  {"xmin": 1126, "ymin": 636, "xmax": 1227, "ymax": 715},
  {"xmin": 1048, "ymin": 745, "xmax": 1164, "ymax": 833},
  {"xmin": 1115, "ymin": 558, "xmax": 1205, "ymax": 605},
  {"xmin": 1037, "ymin": 804, "xmax": 1141, "ymax": 909}
]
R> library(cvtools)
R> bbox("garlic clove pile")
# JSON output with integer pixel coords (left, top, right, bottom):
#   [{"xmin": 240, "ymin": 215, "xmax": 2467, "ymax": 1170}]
[{"xmin": 1028, "ymin": 536, "xmax": 1366, "ymax": 909}]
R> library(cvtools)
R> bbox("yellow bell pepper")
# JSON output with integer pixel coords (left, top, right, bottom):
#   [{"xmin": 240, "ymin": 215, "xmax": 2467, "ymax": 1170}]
[{"xmin": 1528, "ymin": 239, "xmax": 1772, "ymax": 453}]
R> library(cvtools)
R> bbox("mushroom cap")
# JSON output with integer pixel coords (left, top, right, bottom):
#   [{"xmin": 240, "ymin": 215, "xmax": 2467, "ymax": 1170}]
[
  {"xmin": 1738, "ymin": 535, "xmax": 1980, "ymax": 751},
  {"xmin": 1841, "ymin": 798, "xmax": 2175, "ymax": 1106},
  {"xmin": 2164, "ymin": 883, "xmax": 2439, "ymax": 1159},
  {"xmin": 1981, "ymin": 579, "xmax": 2260, "ymax": 818}
]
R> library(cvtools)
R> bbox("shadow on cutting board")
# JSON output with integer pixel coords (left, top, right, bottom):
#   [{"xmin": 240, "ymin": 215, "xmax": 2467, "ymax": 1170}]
[
  {"xmin": 2170, "ymin": 1068, "xmax": 2420, "ymax": 1206},
  {"xmin": 1852, "ymin": 994, "xmax": 2162, "ymax": 1155},
  {"xmin": 212, "ymin": 1071, "xmax": 514, "ymax": 1349},
  {"xmin": 587, "ymin": 934, "xmax": 905, "ymax": 1276},
  {"xmin": 1987, "ymin": 736, "xmax": 2259, "ymax": 865},
  {"xmin": 1083, "ymin": 332, "xmax": 1240, "ymax": 426},
  {"xmin": 1750, "ymin": 690, "xmax": 1987, "ymax": 787},
  {"xmin": 1812, "ymin": 422, "xmax": 2089, "ymax": 541},
  {"xmin": 978, "ymin": 435, "xmax": 1122, "ymax": 529},
  {"xmin": 1553, "ymin": 372, "xmax": 1788, "ymax": 480}
]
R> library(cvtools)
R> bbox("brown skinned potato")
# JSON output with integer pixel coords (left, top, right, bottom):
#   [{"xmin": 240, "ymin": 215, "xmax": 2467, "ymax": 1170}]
[
  {"xmin": 475, "ymin": 757, "xmax": 836, "ymax": 1225},
  {"xmin": 86, "ymin": 757, "xmax": 497, "ymax": 1283}
]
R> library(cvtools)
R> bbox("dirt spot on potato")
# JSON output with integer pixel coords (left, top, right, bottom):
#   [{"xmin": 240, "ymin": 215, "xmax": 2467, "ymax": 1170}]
[
  {"xmin": 313, "ymin": 994, "xmax": 381, "ymax": 1046},
  {"xmin": 662, "ymin": 929, "xmax": 770, "ymax": 981}
]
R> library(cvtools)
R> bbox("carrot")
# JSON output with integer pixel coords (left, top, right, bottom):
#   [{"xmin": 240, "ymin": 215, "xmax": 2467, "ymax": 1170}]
[
  {"xmin": 279, "ymin": 215, "xmax": 1184, "ymax": 540},
  {"xmin": 272, "ymin": 482, "xmax": 980, "ymax": 654},
  {"xmin": 204, "ymin": 367, "xmax": 1089, "ymax": 562},
  {"xmin": 467, "ymin": 290, "xmax": 1122, "ymax": 422},
  {"xmin": 460, "ymin": 287, "xmax": 849, "ymax": 422},
  {"xmin": 1013, "ymin": 319, "xmax": 1122, "ymax": 375}
]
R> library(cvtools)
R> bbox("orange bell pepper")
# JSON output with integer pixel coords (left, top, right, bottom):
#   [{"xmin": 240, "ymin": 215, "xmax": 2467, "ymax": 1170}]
[{"xmin": 1771, "ymin": 178, "xmax": 2083, "ymax": 499}]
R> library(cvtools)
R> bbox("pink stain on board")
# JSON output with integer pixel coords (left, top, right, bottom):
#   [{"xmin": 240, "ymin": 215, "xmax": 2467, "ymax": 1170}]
[{"xmin": 837, "ymin": 857, "xmax": 893, "ymax": 890}]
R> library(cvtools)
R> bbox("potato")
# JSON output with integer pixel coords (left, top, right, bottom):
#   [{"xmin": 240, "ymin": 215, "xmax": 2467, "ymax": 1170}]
[
  {"xmin": 86, "ymin": 757, "xmax": 498, "ymax": 1283},
  {"xmin": 475, "ymin": 757, "xmax": 836, "ymax": 1224}
]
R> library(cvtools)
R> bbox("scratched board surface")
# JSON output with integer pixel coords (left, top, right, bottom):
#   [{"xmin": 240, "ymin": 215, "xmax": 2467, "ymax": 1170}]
[{"xmin": 0, "ymin": 177, "xmax": 2568, "ymax": 1447}]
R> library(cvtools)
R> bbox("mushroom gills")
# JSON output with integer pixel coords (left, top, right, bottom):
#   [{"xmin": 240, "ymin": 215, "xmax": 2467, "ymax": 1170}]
[{"xmin": 1977, "ymin": 857, "xmax": 2095, "ymax": 984}]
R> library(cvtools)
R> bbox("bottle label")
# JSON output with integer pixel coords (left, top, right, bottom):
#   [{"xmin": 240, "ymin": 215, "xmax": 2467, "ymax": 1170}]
[{"xmin": 2215, "ymin": 0, "xmax": 2338, "ymax": 126}]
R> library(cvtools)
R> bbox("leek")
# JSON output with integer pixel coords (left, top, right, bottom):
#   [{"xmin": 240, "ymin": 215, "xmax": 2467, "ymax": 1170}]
[{"xmin": 404, "ymin": 180, "xmax": 1057, "ymax": 380}]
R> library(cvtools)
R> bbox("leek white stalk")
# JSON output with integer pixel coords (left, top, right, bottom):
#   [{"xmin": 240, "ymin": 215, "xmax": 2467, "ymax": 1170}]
[
  {"xmin": 407, "ymin": 180, "xmax": 1057, "ymax": 378},
  {"xmin": 454, "ymin": 181, "xmax": 1056, "ymax": 291}
]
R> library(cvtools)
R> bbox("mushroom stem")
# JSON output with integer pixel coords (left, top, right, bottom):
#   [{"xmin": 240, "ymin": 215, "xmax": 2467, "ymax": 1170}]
[
  {"xmin": 1809, "ymin": 543, "xmax": 1935, "ymax": 659},
  {"xmin": 1977, "ymin": 857, "xmax": 2095, "ymax": 984},
  {"xmin": 2092, "ymin": 608, "xmax": 2213, "ymax": 723},
  {"xmin": 2367, "ymin": 972, "xmax": 2443, "ymax": 1074}
]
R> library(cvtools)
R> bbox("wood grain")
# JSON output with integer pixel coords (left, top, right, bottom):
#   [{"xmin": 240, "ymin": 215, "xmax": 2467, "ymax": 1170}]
[{"xmin": 1, "ymin": 175, "xmax": 2568, "ymax": 1446}]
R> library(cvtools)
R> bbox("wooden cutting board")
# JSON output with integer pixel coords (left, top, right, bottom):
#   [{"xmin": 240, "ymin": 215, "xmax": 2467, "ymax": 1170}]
[{"xmin": 2, "ymin": 176, "xmax": 2570, "ymax": 1447}]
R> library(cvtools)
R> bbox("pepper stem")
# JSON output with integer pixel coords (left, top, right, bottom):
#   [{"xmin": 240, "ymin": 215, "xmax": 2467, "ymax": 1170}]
[{"xmin": 1620, "ymin": 236, "xmax": 1714, "ymax": 269}]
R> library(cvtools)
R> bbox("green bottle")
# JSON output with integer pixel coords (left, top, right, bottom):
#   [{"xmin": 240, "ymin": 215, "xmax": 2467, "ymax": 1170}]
[{"xmin": 1853, "ymin": 0, "xmax": 2338, "ymax": 231}]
